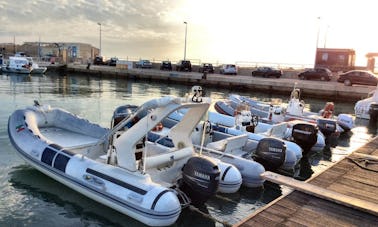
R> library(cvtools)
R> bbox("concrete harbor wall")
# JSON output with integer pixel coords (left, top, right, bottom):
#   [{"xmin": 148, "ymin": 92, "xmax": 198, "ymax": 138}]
[{"xmin": 64, "ymin": 64, "xmax": 375, "ymax": 102}]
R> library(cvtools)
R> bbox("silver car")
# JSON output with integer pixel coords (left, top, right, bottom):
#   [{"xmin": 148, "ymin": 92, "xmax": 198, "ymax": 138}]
[{"xmin": 219, "ymin": 64, "xmax": 237, "ymax": 75}]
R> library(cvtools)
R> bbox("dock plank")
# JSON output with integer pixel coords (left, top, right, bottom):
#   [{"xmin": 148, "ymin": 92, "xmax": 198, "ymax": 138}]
[{"xmin": 235, "ymin": 136, "xmax": 378, "ymax": 227}]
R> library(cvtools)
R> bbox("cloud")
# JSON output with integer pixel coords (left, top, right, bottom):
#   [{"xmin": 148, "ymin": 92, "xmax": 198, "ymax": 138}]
[{"xmin": 0, "ymin": 0, "xmax": 184, "ymax": 58}]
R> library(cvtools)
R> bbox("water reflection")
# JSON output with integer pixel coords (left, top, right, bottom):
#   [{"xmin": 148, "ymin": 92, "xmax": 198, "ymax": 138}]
[{"xmin": 8, "ymin": 165, "xmax": 146, "ymax": 227}]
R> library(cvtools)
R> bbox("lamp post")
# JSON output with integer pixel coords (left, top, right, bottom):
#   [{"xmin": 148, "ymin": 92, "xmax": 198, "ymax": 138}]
[
  {"xmin": 183, "ymin": 21, "xmax": 187, "ymax": 60},
  {"xmin": 324, "ymin": 25, "xmax": 330, "ymax": 48},
  {"xmin": 97, "ymin": 22, "xmax": 102, "ymax": 56},
  {"xmin": 314, "ymin": 17, "xmax": 321, "ymax": 68}
]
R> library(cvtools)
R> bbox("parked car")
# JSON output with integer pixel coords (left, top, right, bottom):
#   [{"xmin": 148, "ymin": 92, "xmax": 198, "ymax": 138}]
[
  {"xmin": 160, "ymin": 61, "xmax": 172, "ymax": 70},
  {"xmin": 135, "ymin": 59, "xmax": 152, "ymax": 69},
  {"xmin": 337, "ymin": 70, "xmax": 378, "ymax": 86},
  {"xmin": 219, "ymin": 64, "xmax": 237, "ymax": 75},
  {"xmin": 93, "ymin": 56, "xmax": 104, "ymax": 65},
  {"xmin": 105, "ymin": 57, "xmax": 118, "ymax": 66},
  {"xmin": 198, "ymin": 63, "xmax": 214, "ymax": 73},
  {"xmin": 252, "ymin": 67, "xmax": 282, "ymax": 78},
  {"xmin": 176, "ymin": 60, "xmax": 192, "ymax": 72},
  {"xmin": 298, "ymin": 68, "xmax": 332, "ymax": 81}
]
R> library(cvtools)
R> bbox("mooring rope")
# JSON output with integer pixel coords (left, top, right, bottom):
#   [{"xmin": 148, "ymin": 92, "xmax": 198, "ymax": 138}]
[
  {"xmin": 346, "ymin": 157, "xmax": 378, "ymax": 173},
  {"xmin": 188, "ymin": 205, "xmax": 232, "ymax": 227}
]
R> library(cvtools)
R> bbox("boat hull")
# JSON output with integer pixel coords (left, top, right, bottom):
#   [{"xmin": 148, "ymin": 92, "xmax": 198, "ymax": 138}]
[
  {"xmin": 8, "ymin": 107, "xmax": 181, "ymax": 226},
  {"xmin": 2, "ymin": 67, "xmax": 32, "ymax": 74}
]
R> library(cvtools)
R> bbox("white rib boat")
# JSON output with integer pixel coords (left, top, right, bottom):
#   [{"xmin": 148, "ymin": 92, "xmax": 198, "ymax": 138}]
[
  {"xmin": 8, "ymin": 96, "xmax": 242, "ymax": 226},
  {"xmin": 355, "ymin": 86, "xmax": 378, "ymax": 120}
]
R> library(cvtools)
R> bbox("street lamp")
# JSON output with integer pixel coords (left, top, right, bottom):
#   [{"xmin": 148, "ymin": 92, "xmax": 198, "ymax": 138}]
[
  {"xmin": 97, "ymin": 22, "xmax": 102, "ymax": 56},
  {"xmin": 183, "ymin": 21, "xmax": 187, "ymax": 60},
  {"xmin": 314, "ymin": 17, "xmax": 321, "ymax": 67}
]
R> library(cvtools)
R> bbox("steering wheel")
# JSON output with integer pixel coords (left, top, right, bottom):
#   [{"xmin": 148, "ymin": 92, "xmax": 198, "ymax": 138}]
[{"xmin": 251, "ymin": 115, "xmax": 259, "ymax": 127}]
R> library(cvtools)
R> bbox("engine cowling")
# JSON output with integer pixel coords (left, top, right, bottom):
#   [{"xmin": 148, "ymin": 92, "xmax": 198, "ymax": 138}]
[
  {"xmin": 180, "ymin": 156, "xmax": 220, "ymax": 204},
  {"xmin": 369, "ymin": 102, "xmax": 378, "ymax": 123},
  {"xmin": 291, "ymin": 123, "xmax": 318, "ymax": 152},
  {"xmin": 316, "ymin": 118, "xmax": 337, "ymax": 136},
  {"xmin": 254, "ymin": 138, "xmax": 286, "ymax": 170}
]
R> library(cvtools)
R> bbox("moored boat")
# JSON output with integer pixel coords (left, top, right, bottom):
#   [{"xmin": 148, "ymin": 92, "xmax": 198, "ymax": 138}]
[
  {"xmin": 214, "ymin": 99, "xmax": 325, "ymax": 153},
  {"xmin": 225, "ymin": 87, "xmax": 354, "ymax": 134},
  {"xmin": 8, "ymin": 96, "xmax": 243, "ymax": 226},
  {"xmin": 355, "ymin": 86, "xmax": 378, "ymax": 122},
  {"xmin": 1, "ymin": 56, "xmax": 33, "ymax": 74}
]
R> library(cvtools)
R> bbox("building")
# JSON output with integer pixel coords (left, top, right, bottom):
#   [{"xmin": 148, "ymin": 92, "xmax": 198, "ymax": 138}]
[
  {"xmin": 0, "ymin": 42, "xmax": 99, "ymax": 64},
  {"xmin": 315, "ymin": 48, "xmax": 355, "ymax": 72}
]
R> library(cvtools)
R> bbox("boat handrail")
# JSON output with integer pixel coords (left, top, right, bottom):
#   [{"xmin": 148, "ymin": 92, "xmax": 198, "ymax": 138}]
[{"xmin": 85, "ymin": 96, "xmax": 180, "ymax": 157}]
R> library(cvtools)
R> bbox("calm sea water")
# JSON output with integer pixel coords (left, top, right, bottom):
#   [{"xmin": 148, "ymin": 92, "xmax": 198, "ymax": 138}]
[{"xmin": 0, "ymin": 72, "xmax": 376, "ymax": 227}]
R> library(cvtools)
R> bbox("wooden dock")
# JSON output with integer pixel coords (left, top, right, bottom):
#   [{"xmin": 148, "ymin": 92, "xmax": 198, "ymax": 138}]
[{"xmin": 235, "ymin": 137, "xmax": 378, "ymax": 227}]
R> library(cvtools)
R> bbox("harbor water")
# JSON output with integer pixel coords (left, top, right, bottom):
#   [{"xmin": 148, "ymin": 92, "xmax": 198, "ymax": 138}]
[{"xmin": 0, "ymin": 72, "xmax": 376, "ymax": 226}]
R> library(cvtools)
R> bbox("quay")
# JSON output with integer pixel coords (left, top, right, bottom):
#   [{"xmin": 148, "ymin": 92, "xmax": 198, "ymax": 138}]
[
  {"xmin": 235, "ymin": 136, "xmax": 378, "ymax": 226},
  {"xmin": 64, "ymin": 64, "xmax": 375, "ymax": 102}
]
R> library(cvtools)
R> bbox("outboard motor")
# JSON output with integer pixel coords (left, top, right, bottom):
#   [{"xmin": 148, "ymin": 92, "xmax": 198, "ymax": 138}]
[
  {"xmin": 316, "ymin": 118, "xmax": 337, "ymax": 136},
  {"xmin": 180, "ymin": 156, "xmax": 220, "ymax": 205},
  {"xmin": 111, "ymin": 104, "xmax": 139, "ymax": 128},
  {"xmin": 291, "ymin": 123, "xmax": 318, "ymax": 152},
  {"xmin": 253, "ymin": 138, "xmax": 286, "ymax": 170},
  {"xmin": 369, "ymin": 102, "xmax": 378, "ymax": 124},
  {"xmin": 336, "ymin": 114, "xmax": 354, "ymax": 132}
]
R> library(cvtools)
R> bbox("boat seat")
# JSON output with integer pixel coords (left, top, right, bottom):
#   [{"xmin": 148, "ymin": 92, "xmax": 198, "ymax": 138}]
[
  {"xmin": 262, "ymin": 122, "xmax": 288, "ymax": 138},
  {"xmin": 206, "ymin": 134, "xmax": 248, "ymax": 154}
]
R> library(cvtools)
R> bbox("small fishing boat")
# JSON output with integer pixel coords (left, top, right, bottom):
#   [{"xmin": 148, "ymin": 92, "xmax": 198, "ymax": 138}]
[
  {"xmin": 1, "ymin": 56, "xmax": 33, "ymax": 74},
  {"xmin": 8, "ymin": 96, "xmax": 243, "ymax": 226},
  {"xmin": 355, "ymin": 86, "xmax": 378, "ymax": 121}
]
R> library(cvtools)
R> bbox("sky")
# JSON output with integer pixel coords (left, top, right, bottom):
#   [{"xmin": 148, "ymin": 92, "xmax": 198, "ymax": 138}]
[{"xmin": 1, "ymin": 0, "xmax": 378, "ymax": 66}]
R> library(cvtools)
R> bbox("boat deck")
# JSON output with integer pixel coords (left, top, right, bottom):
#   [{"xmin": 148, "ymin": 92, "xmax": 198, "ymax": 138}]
[
  {"xmin": 235, "ymin": 136, "xmax": 378, "ymax": 226},
  {"xmin": 40, "ymin": 127, "xmax": 100, "ymax": 148}
]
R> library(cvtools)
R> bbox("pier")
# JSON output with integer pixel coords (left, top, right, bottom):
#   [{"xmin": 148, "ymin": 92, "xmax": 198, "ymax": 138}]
[
  {"xmin": 235, "ymin": 136, "xmax": 378, "ymax": 226},
  {"xmin": 65, "ymin": 64, "xmax": 374, "ymax": 102}
]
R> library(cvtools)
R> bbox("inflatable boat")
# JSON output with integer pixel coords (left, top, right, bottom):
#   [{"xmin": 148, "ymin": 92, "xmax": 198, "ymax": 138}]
[
  {"xmin": 214, "ymin": 99, "xmax": 325, "ymax": 153},
  {"xmin": 8, "ymin": 96, "xmax": 243, "ymax": 226},
  {"xmin": 355, "ymin": 86, "xmax": 378, "ymax": 121},
  {"xmin": 223, "ymin": 87, "xmax": 354, "ymax": 134}
]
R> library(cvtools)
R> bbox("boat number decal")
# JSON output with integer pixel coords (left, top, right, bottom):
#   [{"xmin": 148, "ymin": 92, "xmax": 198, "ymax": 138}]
[{"xmin": 16, "ymin": 124, "xmax": 25, "ymax": 133}]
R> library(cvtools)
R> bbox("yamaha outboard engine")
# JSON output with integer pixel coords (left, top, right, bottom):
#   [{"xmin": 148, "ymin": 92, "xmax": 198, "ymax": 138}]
[
  {"xmin": 180, "ymin": 156, "xmax": 220, "ymax": 205},
  {"xmin": 316, "ymin": 118, "xmax": 337, "ymax": 136},
  {"xmin": 291, "ymin": 123, "xmax": 318, "ymax": 152},
  {"xmin": 111, "ymin": 104, "xmax": 139, "ymax": 128},
  {"xmin": 253, "ymin": 138, "xmax": 286, "ymax": 170},
  {"xmin": 369, "ymin": 102, "xmax": 378, "ymax": 124}
]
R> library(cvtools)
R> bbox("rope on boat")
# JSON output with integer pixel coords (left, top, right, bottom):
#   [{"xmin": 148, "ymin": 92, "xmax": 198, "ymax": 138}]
[
  {"xmin": 215, "ymin": 194, "xmax": 239, "ymax": 204},
  {"xmin": 188, "ymin": 205, "xmax": 232, "ymax": 227},
  {"xmin": 346, "ymin": 157, "xmax": 378, "ymax": 173}
]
